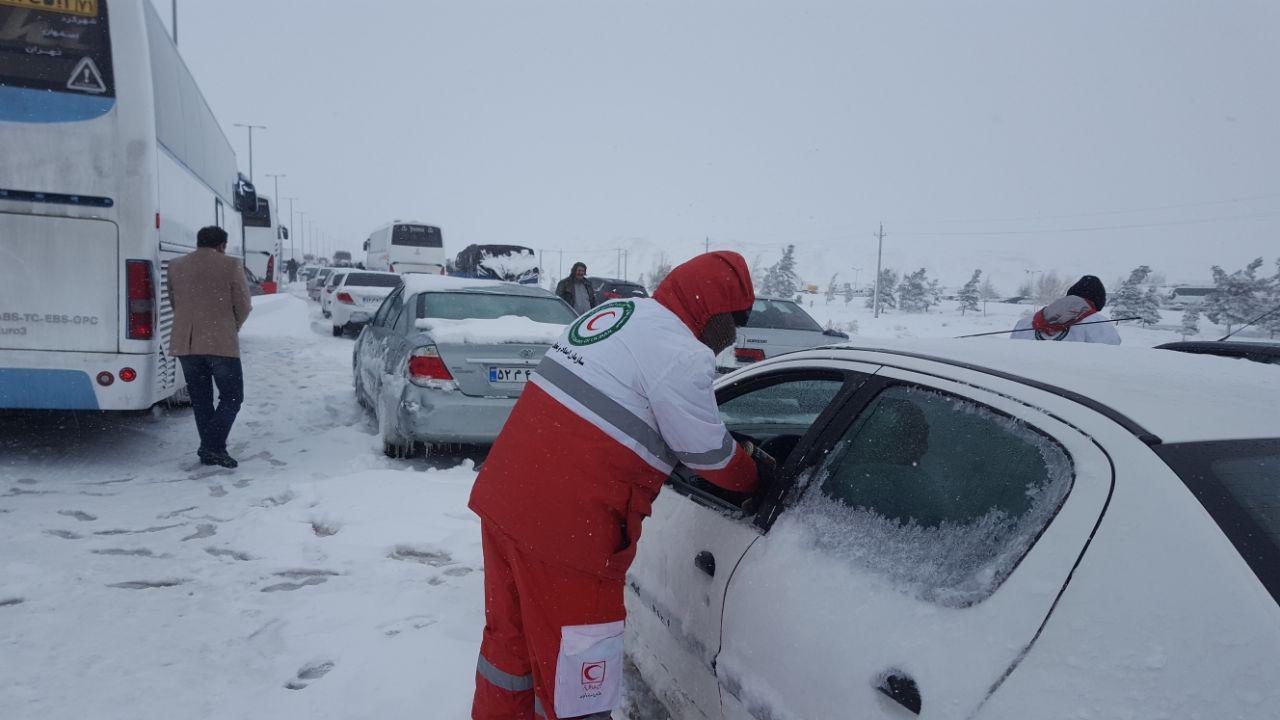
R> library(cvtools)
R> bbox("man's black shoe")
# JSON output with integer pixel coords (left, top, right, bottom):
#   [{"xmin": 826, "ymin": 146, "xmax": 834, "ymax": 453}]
[{"xmin": 198, "ymin": 450, "xmax": 238, "ymax": 468}]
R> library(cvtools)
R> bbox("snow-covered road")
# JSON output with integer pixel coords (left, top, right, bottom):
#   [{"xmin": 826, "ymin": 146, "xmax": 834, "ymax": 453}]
[{"xmin": 0, "ymin": 293, "xmax": 660, "ymax": 720}]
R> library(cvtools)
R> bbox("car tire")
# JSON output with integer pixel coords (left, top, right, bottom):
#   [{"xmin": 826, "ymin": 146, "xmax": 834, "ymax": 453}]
[
  {"xmin": 323, "ymin": 310, "xmax": 331, "ymax": 319},
  {"xmin": 332, "ymin": 325, "xmax": 343, "ymax": 337}
]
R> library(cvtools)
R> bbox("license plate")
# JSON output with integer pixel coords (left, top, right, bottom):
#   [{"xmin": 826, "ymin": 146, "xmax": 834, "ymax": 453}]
[{"xmin": 489, "ymin": 366, "xmax": 533, "ymax": 383}]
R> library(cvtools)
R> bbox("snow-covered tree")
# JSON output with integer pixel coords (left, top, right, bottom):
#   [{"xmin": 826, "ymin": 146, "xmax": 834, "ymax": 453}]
[
  {"xmin": 1015, "ymin": 278, "xmax": 1034, "ymax": 300},
  {"xmin": 1139, "ymin": 286, "xmax": 1163, "ymax": 326},
  {"xmin": 957, "ymin": 269, "xmax": 982, "ymax": 316},
  {"xmin": 978, "ymin": 276, "xmax": 1000, "ymax": 315},
  {"xmin": 760, "ymin": 245, "xmax": 801, "ymax": 298},
  {"xmin": 1180, "ymin": 306, "xmax": 1200, "ymax": 340},
  {"xmin": 824, "ymin": 273, "xmax": 839, "ymax": 304},
  {"xmin": 1264, "ymin": 258, "xmax": 1280, "ymax": 338},
  {"xmin": 749, "ymin": 253, "xmax": 767, "ymax": 294},
  {"xmin": 1033, "ymin": 270, "xmax": 1070, "ymax": 306},
  {"xmin": 899, "ymin": 268, "xmax": 940, "ymax": 313},
  {"xmin": 1204, "ymin": 258, "xmax": 1267, "ymax": 335},
  {"xmin": 1109, "ymin": 265, "xmax": 1154, "ymax": 321},
  {"xmin": 648, "ymin": 255, "xmax": 673, "ymax": 292},
  {"xmin": 866, "ymin": 268, "xmax": 898, "ymax": 312}
]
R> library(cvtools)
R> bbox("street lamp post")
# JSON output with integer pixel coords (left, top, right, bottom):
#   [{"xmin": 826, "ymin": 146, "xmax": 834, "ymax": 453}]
[
  {"xmin": 233, "ymin": 123, "xmax": 267, "ymax": 183},
  {"xmin": 297, "ymin": 211, "xmax": 308, "ymax": 262},
  {"xmin": 283, "ymin": 196, "xmax": 298, "ymax": 264},
  {"xmin": 851, "ymin": 266, "xmax": 862, "ymax": 290}
]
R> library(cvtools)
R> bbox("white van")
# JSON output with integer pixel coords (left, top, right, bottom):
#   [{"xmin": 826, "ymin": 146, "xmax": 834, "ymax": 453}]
[{"xmin": 364, "ymin": 221, "xmax": 445, "ymax": 274}]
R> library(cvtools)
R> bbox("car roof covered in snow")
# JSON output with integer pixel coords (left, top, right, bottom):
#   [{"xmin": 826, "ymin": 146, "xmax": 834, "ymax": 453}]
[
  {"xmin": 399, "ymin": 273, "xmax": 556, "ymax": 298},
  {"xmin": 789, "ymin": 338, "xmax": 1280, "ymax": 444}
]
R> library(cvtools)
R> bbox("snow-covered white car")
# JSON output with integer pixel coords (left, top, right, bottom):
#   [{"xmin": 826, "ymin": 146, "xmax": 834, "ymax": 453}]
[
  {"xmin": 717, "ymin": 296, "xmax": 848, "ymax": 370},
  {"xmin": 319, "ymin": 269, "xmax": 346, "ymax": 316},
  {"xmin": 328, "ymin": 271, "xmax": 402, "ymax": 336},
  {"xmin": 352, "ymin": 275, "xmax": 577, "ymax": 456},
  {"xmin": 628, "ymin": 340, "xmax": 1280, "ymax": 720}
]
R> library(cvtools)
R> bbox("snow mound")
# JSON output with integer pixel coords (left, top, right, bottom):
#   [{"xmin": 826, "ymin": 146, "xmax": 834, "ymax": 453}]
[
  {"xmin": 415, "ymin": 316, "xmax": 566, "ymax": 345},
  {"xmin": 243, "ymin": 294, "xmax": 313, "ymax": 338}
]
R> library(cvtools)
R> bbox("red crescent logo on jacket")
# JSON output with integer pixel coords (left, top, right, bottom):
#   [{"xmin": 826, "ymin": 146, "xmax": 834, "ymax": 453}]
[
  {"xmin": 569, "ymin": 300, "xmax": 635, "ymax": 346},
  {"xmin": 581, "ymin": 661, "xmax": 607, "ymax": 686},
  {"xmin": 585, "ymin": 311, "xmax": 617, "ymax": 332}
]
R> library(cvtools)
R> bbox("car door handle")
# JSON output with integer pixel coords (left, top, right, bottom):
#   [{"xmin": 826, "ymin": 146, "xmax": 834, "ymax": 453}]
[
  {"xmin": 694, "ymin": 551, "xmax": 716, "ymax": 577},
  {"xmin": 876, "ymin": 671, "xmax": 921, "ymax": 714}
]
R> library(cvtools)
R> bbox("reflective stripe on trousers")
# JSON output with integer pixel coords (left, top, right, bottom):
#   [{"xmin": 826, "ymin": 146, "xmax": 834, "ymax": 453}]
[
  {"xmin": 533, "ymin": 695, "xmax": 612, "ymax": 719},
  {"xmin": 476, "ymin": 653, "xmax": 534, "ymax": 692}
]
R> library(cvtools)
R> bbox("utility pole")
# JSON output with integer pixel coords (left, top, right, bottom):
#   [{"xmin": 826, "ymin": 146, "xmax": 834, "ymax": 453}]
[
  {"xmin": 623, "ymin": 250, "xmax": 628, "ymax": 280},
  {"xmin": 171, "ymin": 0, "xmax": 178, "ymax": 45},
  {"xmin": 616, "ymin": 248, "xmax": 622, "ymax": 278},
  {"xmin": 233, "ymin": 123, "xmax": 267, "ymax": 183},
  {"xmin": 872, "ymin": 222, "xmax": 886, "ymax": 319},
  {"xmin": 283, "ymin": 196, "xmax": 298, "ymax": 263},
  {"xmin": 852, "ymin": 266, "xmax": 862, "ymax": 290},
  {"xmin": 297, "ymin": 211, "xmax": 308, "ymax": 261}
]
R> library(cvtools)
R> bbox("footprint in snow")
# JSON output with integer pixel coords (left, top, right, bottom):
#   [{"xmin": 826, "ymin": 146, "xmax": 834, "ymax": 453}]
[
  {"xmin": 380, "ymin": 615, "xmax": 437, "ymax": 637},
  {"xmin": 284, "ymin": 660, "xmax": 335, "ymax": 690},
  {"xmin": 0, "ymin": 597, "xmax": 25, "ymax": 607},
  {"xmin": 205, "ymin": 547, "xmax": 253, "ymax": 561},
  {"xmin": 181, "ymin": 524, "xmax": 217, "ymax": 541},
  {"xmin": 108, "ymin": 579, "xmax": 188, "ymax": 590},
  {"xmin": 94, "ymin": 523, "xmax": 184, "ymax": 536},
  {"xmin": 157, "ymin": 506, "xmax": 198, "ymax": 519},
  {"xmin": 388, "ymin": 545, "xmax": 453, "ymax": 566},
  {"xmin": 92, "ymin": 548, "xmax": 165, "ymax": 558},
  {"xmin": 17, "ymin": 478, "xmax": 38, "ymax": 485},
  {"xmin": 57, "ymin": 510, "xmax": 97, "ymax": 522},
  {"xmin": 260, "ymin": 569, "xmax": 338, "ymax": 593},
  {"xmin": 45, "ymin": 529, "xmax": 82, "ymax": 540},
  {"xmin": 208, "ymin": 485, "xmax": 227, "ymax": 498}
]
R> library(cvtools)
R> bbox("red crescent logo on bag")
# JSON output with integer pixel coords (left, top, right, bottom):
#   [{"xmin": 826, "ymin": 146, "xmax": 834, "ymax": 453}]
[{"xmin": 581, "ymin": 661, "xmax": 607, "ymax": 687}]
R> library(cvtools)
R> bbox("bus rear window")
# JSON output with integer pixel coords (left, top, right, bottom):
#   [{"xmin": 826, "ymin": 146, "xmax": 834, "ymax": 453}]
[
  {"xmin": 745, "ymin": 299, "xmax": 823, "ymax": 332},
  {"xmin": 393, "ymin": 224, "xmax": 443, "ymax": 248},
  {"xmin": 0, "ymin": 1, "xmax": 115, "ymax": 98},
  {"xmin": 1157, "ymin": 439, "xmax": 1280, "ymax": 606}
]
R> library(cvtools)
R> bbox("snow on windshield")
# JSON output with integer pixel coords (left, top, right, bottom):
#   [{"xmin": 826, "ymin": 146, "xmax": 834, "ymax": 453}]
[
  {"xmin": 415, "ymin": 316, "xmax": 566, "ymax": 345},
  {"xmin": 786, "ymin": 390, "xmax": 1074, "ymax": 606}
]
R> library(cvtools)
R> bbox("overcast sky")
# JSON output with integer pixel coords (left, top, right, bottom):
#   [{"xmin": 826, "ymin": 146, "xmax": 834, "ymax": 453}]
[{"xmin": 152, "ymin": 0, "xmax": 1280, "ymax": 288}]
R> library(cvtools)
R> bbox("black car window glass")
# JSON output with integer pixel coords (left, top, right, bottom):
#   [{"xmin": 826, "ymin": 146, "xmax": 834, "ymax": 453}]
[
  {"xmin": 746, "ymin": 299, "xmax": 823, "ymax": 332},
  {"xmin": 343, "ymin": 273, "xmax": 400, "ymax": 288},
  {"xmin": 802, "ymin": 384, "xmax": 1073, "ymax": 606},
  {"xmin": 419, "ymin": 292, "xmax": 577, "ymax": 325},
  {"xmin": 377, "ymin": 288, "xmax": 404, "ymax": 329}
]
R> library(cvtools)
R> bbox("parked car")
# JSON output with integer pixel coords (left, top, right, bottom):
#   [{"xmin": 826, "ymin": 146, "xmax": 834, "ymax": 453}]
[
  {"xmin": 329, "ymin": 271, "xmax": 402, "ymax": 336},
  {"xmin": 628, "ymin": 340, "xmax": 1280, "ymax": 720},
  {"xmin": 320, "ymin": 270, "xmax": 348, "ymax": 318},
  {"xmin": 717, "ymin": 296, "xmax": 847, "ymax": 370},
  {"xmin": 353, "ymin": 275, "xmax": 578, "ymax": 456},
  {"xmin": 307, "ymin": 267, "xmax": 334, "ymax": 301},
  {"xmin": 1156, "ymin": 340, "xmax": 1280, "ymax": 365},
  {"xmin": 588, "ymin": 276, "xmax": 650, "ymax": 300},
  {"xmin": 450, "ymin": 244, "xmax": 541, "ymax": 285}
]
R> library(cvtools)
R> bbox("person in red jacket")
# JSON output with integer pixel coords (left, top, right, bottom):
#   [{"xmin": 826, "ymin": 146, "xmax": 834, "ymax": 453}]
[{"xmin": 470, "ymin": 251, "xmax": 760, "ymax": 720}]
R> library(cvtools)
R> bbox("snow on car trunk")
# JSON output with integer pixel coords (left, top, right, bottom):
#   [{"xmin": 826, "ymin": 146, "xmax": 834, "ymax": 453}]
[{"xmin": 415, "ymin": 316, "xmax": 566, "ymax": 398}]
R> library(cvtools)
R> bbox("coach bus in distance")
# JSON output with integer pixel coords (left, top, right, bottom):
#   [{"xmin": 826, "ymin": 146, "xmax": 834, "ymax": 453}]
[
  {"xmin": 0, "ymin": 0, "xmax": 253, "ymax": 411},
  {"xmin": 241, "ymin": 196, "xmax": 279, "ymax": 293},
  {"xmin": 363, "ymin": 221, "xmax": 446, "ymax": 274}
]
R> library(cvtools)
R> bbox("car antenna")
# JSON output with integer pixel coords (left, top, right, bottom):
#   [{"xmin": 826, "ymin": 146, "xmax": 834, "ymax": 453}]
[
  {"xmin": 954, "ymin": 317, "xmax": 1142, "ymax": 339},
  {"xmin": 1216, "ymin": 302, "xmax": 1280, "ymax": 341}
]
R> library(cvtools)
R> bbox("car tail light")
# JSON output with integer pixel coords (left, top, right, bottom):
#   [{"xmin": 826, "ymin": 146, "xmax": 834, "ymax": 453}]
[
  {"xmin": 389, "ymin": 263, "xmax": 396, "ymax": 272},
  {"xmin": 126, "ymin": 260, "xmax": 155, "ymax": 340},
  {"xmin": 408, "ymin": 345, "xmax": 454, "ymax": 386},
  {"xmin": 119, "ymin": 367, "xmax": 137, "ymax": 382},
  {"xmin": 336, "ymin": 291, "xmax": 355, "ymax": 304},
  {"xmin": 734, "ymin": 347, "xmax": 766, "ymax": 363}
]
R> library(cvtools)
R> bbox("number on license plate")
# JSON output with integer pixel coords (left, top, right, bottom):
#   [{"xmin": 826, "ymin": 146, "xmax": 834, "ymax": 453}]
[{"xmin": 489, "ymin": 366, "xmax": 532, "ymax": 383}]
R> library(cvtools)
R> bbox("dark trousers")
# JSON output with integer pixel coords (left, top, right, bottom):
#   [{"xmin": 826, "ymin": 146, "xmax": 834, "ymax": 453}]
[{"xmin": 179, "ymin": 355, "xmax": 244, "ymax": 455}]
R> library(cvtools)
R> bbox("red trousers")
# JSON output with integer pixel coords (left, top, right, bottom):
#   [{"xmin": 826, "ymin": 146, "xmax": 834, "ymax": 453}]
[{"xmin": 473, "ymin": 522, "xmax": 626, "ymax": 720}]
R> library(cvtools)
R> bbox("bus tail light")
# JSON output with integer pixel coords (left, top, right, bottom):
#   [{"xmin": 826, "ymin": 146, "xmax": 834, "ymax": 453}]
[
  {"xmin": 336, "ymin": 291, "xmax": 355, "ymax": 305},
  {"xmin": 119, "ymin": 367, "xmax": 137, "ymax": 382},
  {"xmin": 408, "ymin": 346, "xmax": 454, "ymax": 386},
  {"xmin": 265, "ymin": 255, "xmax": 275, "ymax": 281},
  {"xmin": 734, "ymin": 347, "xmax": 766, "ymax": 363},
  {"xmin": 126, "ymin": 260, "xmax": 155, "ymax": 340}
]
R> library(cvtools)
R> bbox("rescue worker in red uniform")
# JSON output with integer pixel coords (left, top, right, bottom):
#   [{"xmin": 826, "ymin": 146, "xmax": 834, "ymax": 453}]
[{"xmin": 470, "ymin": 251, "xmax": 761, "ymax": 719}]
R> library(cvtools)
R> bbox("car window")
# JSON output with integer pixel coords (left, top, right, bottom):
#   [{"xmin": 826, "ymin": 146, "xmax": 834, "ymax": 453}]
[
  {"xmin": 343, "ymin": 272, "xmax": 401, "ymax": 288},
  {"xmin": 374, "ymin": 287, "xmax": 404, "ymax": 328},
  {"xmin": 420, "ymin": 292, "xmax": 577, "ymax": 324},
  {"xmin": 719, "ymin": 377, "xmax": 845, "ymax": 433},
  {"xmin": 745, "ymin": 299, "xmax": 823, "ymax": 332},
  {"xmin": 799, "ymin": 384, "xmax": 1073, "ymax": 606}
]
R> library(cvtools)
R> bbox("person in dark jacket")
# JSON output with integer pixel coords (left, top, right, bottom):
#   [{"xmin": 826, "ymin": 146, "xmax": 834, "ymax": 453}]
[{"xmin": 554, "ymin": 262, "xmax": 597, "ymax": 315}]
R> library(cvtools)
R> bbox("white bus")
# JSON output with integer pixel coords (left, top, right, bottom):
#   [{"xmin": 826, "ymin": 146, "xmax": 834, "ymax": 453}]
[
  {"xmin": 0, "ymin": 0, "xmax": 252, "ymax": 411},
  {"xmin": 241, "ymin": 196, "xmax": 279, "ymax": 292},
  {"xmin": 363, "ymin": 221, "xmax": 446, "ymax": 274}
]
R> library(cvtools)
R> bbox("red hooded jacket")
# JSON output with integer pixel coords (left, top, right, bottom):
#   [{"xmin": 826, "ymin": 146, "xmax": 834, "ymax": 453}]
[{"xmin": 468, "ymin": 251, "xmax": 758, "ymax": 579}]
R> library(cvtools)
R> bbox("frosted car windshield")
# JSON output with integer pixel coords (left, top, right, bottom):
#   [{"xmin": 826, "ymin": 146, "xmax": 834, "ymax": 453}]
[
  {"xmin": 745, "ymin": 299, "xmax": 823, "ymax": 332},
  {"xmin": 421, "ymin": 292, "xmax": 576, "ymax": 325}
]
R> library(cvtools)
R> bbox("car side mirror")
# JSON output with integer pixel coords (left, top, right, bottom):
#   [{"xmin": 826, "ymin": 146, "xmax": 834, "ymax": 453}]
[{"xmin": 278, "ymin": 225, "xmax": 289, "ymax": 240}]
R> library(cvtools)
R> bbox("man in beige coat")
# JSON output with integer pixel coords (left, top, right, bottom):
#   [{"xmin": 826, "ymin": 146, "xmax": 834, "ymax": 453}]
[{"xmin": 168, "ymin": 226, "xmax": 253, "ymax": 468}]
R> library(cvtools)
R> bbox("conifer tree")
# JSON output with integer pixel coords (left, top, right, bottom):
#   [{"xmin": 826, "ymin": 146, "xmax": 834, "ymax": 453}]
[{"xmin": 958, "ymin": 270, "xmax": 982, "ymax": 316}]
